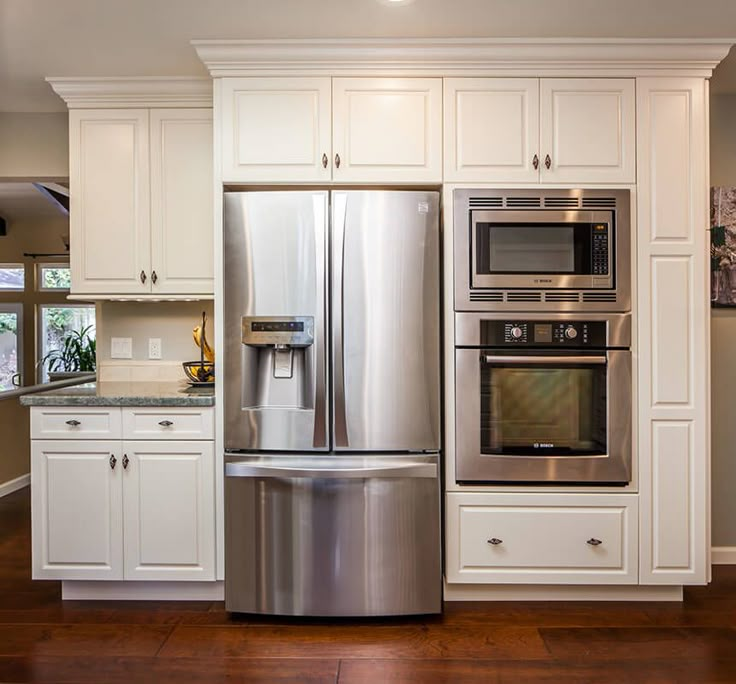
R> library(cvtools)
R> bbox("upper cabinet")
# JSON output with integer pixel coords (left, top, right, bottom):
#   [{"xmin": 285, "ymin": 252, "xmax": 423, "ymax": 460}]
[
  {"xmin": 220, "ymin": 77, "xmax": 443, "ymax": 184},
  {"xmin": 444, "ymin": 77, "xmax": 635, "ymax": 184}
]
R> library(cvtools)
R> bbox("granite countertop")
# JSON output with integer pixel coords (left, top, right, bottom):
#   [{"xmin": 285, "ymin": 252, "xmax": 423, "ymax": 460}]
[{"xmin": 19, "ymin": 381, "xmax": 215, "ymax": 407}]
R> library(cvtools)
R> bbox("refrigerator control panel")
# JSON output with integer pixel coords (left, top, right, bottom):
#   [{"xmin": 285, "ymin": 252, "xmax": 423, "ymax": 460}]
[{"xmin": 242, "ymin": 316, "xmax": 314, "ymax": 347}]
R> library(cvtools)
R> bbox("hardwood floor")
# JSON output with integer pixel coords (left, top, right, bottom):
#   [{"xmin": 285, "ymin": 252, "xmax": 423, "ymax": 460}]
[{"xmin": 2, "ymin": 486, "xmax": 736, "ymax": 683}]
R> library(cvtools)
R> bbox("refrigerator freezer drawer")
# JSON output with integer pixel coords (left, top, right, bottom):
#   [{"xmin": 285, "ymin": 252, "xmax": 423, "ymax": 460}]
[{"xmin": 225, "ymin": 455, "xmax": 442, "ymax": 616}]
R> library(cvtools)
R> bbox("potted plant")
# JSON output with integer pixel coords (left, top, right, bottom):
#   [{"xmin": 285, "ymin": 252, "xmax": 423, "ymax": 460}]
[{"xmin": 41, "ymin": 325, "xmax": 96, "ymax": 382}]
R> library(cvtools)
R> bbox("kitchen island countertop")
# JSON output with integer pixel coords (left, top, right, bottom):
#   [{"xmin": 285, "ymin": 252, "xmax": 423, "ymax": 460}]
[{"xmin": 19, "ymin": 381, "xmax": 215, "ymax": 407}]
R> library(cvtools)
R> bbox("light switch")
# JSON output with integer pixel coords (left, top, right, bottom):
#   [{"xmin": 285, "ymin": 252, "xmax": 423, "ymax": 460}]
[{"xmin": 111, "ymin": 337, "xmax": 132, "ymax": 359}]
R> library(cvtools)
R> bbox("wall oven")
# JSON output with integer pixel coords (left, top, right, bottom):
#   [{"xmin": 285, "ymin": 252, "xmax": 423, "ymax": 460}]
[
  {"xmin": 454, "ymin": 189, "xmax": 631, "ymax": 311},
  {"xmin": 455, "ymin": 312, "xmax": 631, "ymax": 484}
]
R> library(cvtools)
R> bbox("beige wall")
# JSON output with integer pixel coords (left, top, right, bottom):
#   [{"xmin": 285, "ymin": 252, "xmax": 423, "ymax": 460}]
[
  {"xmin": 0, "ymin": 113, "xmax": 68, "ymax": 180},
  {"xmin": 710, "ymin": 94, "xmax": 736, "ymax": 546}
]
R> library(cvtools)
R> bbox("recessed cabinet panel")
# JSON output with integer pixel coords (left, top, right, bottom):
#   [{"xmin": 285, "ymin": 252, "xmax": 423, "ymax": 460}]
[
  {"xmin": 70, "ymin": 110, "xmax": 151, "ymax": 294},
  {"xmin": 332, "ymin": 78, "xmax": 442, "ymax": 182},
  {"xmin": 444, "ymin": 78, "xmax": 539, "ymax": 182},
  {"xmin": 221, "ymin": 77, "xmax": 331, "ymax": 182},
  {"xmin": 150, "ymin": 109, "xmax": 214, "ymax": 294},
  {"xmin": 31, "ymin": 441, "xmax": 123, "ymax": 580},
  {"xmin": 540, "ymin": 79, "xmax": 636, "ymax": 183}
]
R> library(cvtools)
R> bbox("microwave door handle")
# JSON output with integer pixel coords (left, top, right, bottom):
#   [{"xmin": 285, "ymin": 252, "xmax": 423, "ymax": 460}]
[{"xmin": 482, "ymin": 355, "xmax": 607, "ymax": 365}]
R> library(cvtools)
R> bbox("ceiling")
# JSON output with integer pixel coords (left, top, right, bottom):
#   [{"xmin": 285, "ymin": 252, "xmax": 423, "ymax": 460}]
[
  {"xmin": 0, "ymin": 183, "xmax": 68, "ymax": 223},
  {"xmin": 1, "ymin": 0, "xmax": 735, "ymax": 113}
]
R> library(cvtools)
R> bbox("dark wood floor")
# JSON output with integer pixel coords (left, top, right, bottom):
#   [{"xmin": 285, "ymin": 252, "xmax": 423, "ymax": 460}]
[{"xmin": 2, "ymin": 487, "xmax": 736, "ymax": 683}]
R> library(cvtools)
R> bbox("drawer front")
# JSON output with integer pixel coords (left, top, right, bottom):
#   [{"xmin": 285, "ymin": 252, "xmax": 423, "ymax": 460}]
[
  {"xmin": 446, "ymin": 493, "xmax": 638, "ymax": 585},
  {"xmin": 31, "ymin": 407, "xmax": 122, "ymax": 440},
  {"xmin": 122, "ymin": 407, "xmax": 214, "ymax": 440}
]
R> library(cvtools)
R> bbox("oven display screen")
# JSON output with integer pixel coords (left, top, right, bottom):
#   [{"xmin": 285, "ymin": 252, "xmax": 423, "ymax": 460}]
[{"xmin": 533, "ymin": 324, "xmax": 552, "ymax": 343}]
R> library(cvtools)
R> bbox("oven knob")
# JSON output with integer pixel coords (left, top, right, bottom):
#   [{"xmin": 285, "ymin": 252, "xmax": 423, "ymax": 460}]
[
  {"xmin": 510, "ymin": 326, "xmax": 523, "ymax": 339},
  {"xmin": 564, "ymin": 326, "xmax": 578, "ymax": 340}
]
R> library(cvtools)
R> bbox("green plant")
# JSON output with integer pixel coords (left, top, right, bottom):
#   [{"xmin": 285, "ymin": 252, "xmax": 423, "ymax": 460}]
[{"xmin": 41, "ymin": 325, "xmax": 96, "ymax": 373}]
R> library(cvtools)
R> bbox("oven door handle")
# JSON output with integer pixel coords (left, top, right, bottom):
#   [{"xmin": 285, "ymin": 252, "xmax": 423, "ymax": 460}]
[{"xmin": 481, "ymin": 354, "xmax": 607, "ymax": 365}]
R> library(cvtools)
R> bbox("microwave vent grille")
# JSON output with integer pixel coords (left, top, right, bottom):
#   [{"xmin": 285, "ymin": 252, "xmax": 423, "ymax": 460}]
[
  {"xmin": 505, "ymin": 197, "xmax": 541, "ymax": 208},
  {"xmin": 583, "ymin": 292, "xmax": 618, "ymax": 302},
  {"xmin": 469, "ymin": 291, "xmax": 504, "ymax": 302},
  {"xmin": 544, "ymin": 292, "xmax": 581, "ymax": 302},
  {"xmin": 544, "ymin": 197, "xmax": 579, "ymax": 208},
  {"xmin": 582, "ymin": 197, "xmax": 617, "ymax": 208},
  {"xmin": 469, "ymin": 197, "xmax": 503, "ymax": 208},
  {"xmin": 506, "ymin": 291, "xmax": 543, "ymax": 302}
]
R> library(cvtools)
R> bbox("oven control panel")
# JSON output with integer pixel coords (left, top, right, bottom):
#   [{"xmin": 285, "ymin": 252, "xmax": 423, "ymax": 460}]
[{"xmin": 480, "ymin": 320, "xmax": 608, "ymax": 347}]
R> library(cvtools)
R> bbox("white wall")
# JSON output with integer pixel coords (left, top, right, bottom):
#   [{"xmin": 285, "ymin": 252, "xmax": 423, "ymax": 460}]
[{"xmin": 0, "ymin": 113, "xmax": 68, "ymax": 180}]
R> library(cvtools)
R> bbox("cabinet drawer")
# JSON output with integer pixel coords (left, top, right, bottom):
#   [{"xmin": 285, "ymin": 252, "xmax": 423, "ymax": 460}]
[
  {"xmin": 446, "ymin": 493, "xmax": 638, "ymax": 585},
  {"xmin": 31, "ymin": 407, "xmax": 122, "ymax": 440},
  {"xmin": 122, "ymin": 407, "xmax": 214, "ymax": 440}
]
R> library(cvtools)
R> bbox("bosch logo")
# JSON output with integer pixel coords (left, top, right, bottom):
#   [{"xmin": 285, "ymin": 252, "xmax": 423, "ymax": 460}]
[
  {"xmin": 534, "ymin": 442, "xmax": 554, "ymax": 448},
  {"xmin": 534, "ymin": 278, "xmax": 553, "ymax": 284}
]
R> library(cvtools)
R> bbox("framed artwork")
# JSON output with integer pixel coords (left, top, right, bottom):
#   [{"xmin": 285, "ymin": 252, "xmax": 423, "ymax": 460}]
[{"xmin": 711, "ymin": 187, "xmax": 736, "ymax": 307}]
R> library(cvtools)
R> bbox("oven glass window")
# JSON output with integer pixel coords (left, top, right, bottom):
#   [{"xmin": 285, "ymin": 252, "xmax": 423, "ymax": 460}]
[{"xmin": 480, "ymin": 358, "xmax": 607, "ymax": 456}]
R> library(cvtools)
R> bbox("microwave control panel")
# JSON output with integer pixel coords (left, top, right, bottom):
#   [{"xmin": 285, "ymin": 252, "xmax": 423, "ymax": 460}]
[
  {"xmin": 479, "ymin": 320, "xmax": 608, "ymax": 347},
  {"xmin": 591, "ymin": 224, "xmax": 610, "ymax": 275}
]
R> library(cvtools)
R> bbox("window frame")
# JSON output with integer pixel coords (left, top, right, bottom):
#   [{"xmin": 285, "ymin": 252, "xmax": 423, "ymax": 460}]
[
  {"xmin": 37, "ymin": 303, "xmax": 96, "ymax": 383},
  {"xmin": 0, "ymin": 302, "xmax": 23, "ymax": 391},
  {"xmin": 37, "ymin": 263, "xmax": 72, "ymax": 292},
  {"xmin": 0, "ymin": 263, "xmax": 26, "ymax": 292}
]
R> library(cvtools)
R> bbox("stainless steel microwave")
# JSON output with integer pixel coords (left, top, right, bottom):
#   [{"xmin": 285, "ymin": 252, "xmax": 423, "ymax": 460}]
[{"xmin": 454, "ymin": 189, "xmax": 631, "ymax": 312}]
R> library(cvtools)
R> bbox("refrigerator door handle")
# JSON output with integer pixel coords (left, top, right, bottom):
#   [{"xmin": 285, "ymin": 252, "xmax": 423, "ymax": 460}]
[
  {"xmin": 312, "ymin": 194, "xmax": 328, "ymax": 448},
  {"xmin": 225, "ymin": 461, "xmax": 437, "ymax": 479},
  {"xmin": 332, "ymin": 193, "xmax": 349, "ymax": 447}
]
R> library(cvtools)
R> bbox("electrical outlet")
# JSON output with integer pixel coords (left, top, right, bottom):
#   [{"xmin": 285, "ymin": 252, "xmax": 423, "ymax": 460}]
[
  {"xmin": 148, "ymin": 338, "xmax": 162, "ymax": 360},
  {"xmin": 111, "ymin": 337, "xmax": 132, "ymax": 359}
]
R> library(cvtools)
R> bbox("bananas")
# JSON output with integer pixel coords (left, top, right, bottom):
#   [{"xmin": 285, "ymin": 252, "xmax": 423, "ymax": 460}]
[{"xmin": 193, "ymin": 314, "xmax": 215, "ymax": 362}]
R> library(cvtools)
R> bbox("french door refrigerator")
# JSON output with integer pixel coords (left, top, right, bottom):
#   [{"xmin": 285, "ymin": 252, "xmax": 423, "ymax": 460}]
[{"xmin": 223, "ymin": 190, "xmax": 441, "ymax": 616}]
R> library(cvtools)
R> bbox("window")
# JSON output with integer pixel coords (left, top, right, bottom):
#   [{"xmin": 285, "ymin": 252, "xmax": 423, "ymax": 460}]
[
  {"xmin": 0, "ymin": 265, "xmax": 25, "ymax": 291},
  {"xmin": 0, "ymin": 304, "xmax": 22, "ymax": 391},
  {"xmin": 39, "ymin": 305, "xmax": 95, "ymax": 382},
  {"xmin": 38, "ymin": 264, "xmax": 72, "ymax": 291}
]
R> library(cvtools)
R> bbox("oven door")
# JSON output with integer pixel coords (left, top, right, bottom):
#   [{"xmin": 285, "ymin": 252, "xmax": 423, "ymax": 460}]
[{"xmin": 455, "ymin": 348, "xmax": 631, "ymax": 484}]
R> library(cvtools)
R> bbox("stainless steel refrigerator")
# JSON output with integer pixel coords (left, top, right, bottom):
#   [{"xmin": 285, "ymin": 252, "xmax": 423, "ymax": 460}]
[{"xmin": 223, "ymin": 190, "xmax": 441, "ymax": 616}]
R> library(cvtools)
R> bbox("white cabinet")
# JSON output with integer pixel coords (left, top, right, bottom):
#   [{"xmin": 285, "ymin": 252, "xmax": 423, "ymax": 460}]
[
  {"xmin": 221, "ymin": 77, "xmax": 442, "ymax": 183},
  {"xmin": 30, "ymin": 407, "xmax": 216, "ymax": 582},
  {"xmin": 69, "ymin": 108, "xmax": 213, "ymax": 296},
  {"xmin": 444, "ymin": 78, "xmax": 635, "ymax": 184},
  {"xmin": 446, "ymin": 493, "xmax": 639, "ymax": 585}
]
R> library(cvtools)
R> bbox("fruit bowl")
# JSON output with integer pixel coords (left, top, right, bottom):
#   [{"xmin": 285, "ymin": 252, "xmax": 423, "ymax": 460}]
[{"xmin": 182, "ymin": 361, "xmax": 215, "ymax": 384}]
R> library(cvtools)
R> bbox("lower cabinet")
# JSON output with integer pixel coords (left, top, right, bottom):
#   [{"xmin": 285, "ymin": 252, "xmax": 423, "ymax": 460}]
[
  {"xmin": 30, "ymin": 407, "xmax": 216, "ymax": 582},
  {"xmin": 446, "ymin": 492, "xmax": 639, "ymax": 585}
]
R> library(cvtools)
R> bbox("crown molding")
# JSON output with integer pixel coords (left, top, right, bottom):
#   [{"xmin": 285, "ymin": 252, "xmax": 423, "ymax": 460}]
[
  {"xmin": 46, "ymin": 77, "xmax": 213, "ymax": 109},
  {"xmin": 192, "ymin": 37, "xmax": 734, "ymax": 78}
]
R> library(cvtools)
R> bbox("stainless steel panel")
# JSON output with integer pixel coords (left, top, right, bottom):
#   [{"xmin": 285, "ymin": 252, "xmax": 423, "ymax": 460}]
[
  {"xmin": 453, "ymin": 188, "xmax": 632, "ymax": 312},
  {"xmin": 226, "ymin": 456, "xmax": 437, "ymax": 479},
  {"xmin": 332, "ymin": 190, "xmax": 441, "ymax": 451},
  {"xmin": 225, "ymin": 454, "xmax": 442, "ymax": 616},
  {"xmin": 224, "ymin": 191, "xmax": 328, "ymax": 451}
]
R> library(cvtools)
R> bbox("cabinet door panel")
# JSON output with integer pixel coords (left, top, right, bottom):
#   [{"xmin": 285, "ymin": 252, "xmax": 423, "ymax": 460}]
[
  {"xmin": 444, "ymin": 78, "xmax": 539, "ymax": 182},
  {"xmin": 540, "ymin": 79, "xmax": 635, "ymax": 183},
  {"xmin": 332, "ymin": 78, "xmax": 442, "ymax": 183},
  {"xmin": 150, "ymin": 109, "xmax": 214, "ymax": 294},
  {"xmin": 69, "ymin": 109, "xmax": 151, "ymax": 293},
  {"xmin": 31, "ymin": 441, "xmax": 123, "ymax": 580},
  {"xmin": 221, "ymin": 77, "xmax": 331, "ymax": 183},
  {"xmin": 123, "ymin": 441, "xmax": 215, "ymax": 580}
]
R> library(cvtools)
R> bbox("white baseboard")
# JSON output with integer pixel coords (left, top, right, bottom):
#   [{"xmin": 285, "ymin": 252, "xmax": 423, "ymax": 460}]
[
  {"xmin": 0, "ymin": 473, "xmax": 29, "ymax": 499},
  {"xmin": 443, "ymin": 582, "xmax": 684, "ymax": 602},
  {"xmin": 712, "ymin": 547, "xmax": 736, "ymax": 564},
  {"xmin": 62, "ymin": 580, "xmax": 224, "ymax": 601}
]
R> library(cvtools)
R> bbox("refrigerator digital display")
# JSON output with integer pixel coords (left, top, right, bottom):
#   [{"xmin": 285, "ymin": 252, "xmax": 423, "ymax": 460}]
[{"xmin": 251, "ymin": 321, "xmax": 304, "ymax": 332}]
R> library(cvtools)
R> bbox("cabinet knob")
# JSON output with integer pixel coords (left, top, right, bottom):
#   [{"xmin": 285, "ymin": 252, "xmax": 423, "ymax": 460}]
[
  {"xmin": 545, "ymin": 154, "xmax": 552, "ymax": 170},
  {"xmin": 322, "ymin": 153, "xmax": 328, "ymax": 169},
  {"xmin": 335, "ymin": 153, "xmax": 341, "ymax": 169},
  {"xmin": 140, "ymin": 270, "xmax": 147, "ymax": 285},
  {"xmin": 109, "ymin": 455, "xmax": 117, "ymax": 470},
  {"xmin": 158, "ymin": 420, "xmax": 174, "ymax": 427},
  {"xmin": 122, "ymin": 454, "xmax": 130, "ymax": 470},
  {"xmin": 487, "ymin": 537, "xmax": 503, "ymax": 546},
  {"xmin": 65, "ymin": 419, "xmax": 81, "ymax": 427},
  {"xmin": 151, "ymin": 270, "xmax": 158, "ymax": 285},
  {"xmin": 586, "ymin": 538, "xmax": 603, "ymax": 546},
  {"xmin": 532, "ymin": 154, "xmax": 539, "ymax": 170}
]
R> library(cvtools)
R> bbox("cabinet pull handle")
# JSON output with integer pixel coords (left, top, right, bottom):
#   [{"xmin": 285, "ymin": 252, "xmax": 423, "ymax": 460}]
[
  {"xmin": 122, "ymin": 454, "xmax": 129, "ymax": 470},
  {"xmin": 335, "ymin": 153, "xmax": 341, "ymax": 169},
  {"xmin": 140, "ymin": 270, "xmax": 147, "ymax": 285},
  {"xmin": 158, "ymin": 420, "xmax": 174, "ymax": 427},
  {"xmin": 322, "ymin": 153, "xmax": 328, "ymax": 169},
  {"xmin": 586, "ymin": 538, "xmax": 603, "ymax": 546},
  {"xmin": 109, "ymin": 455, "xmax": 117, "ymax": 470},
  {"xmin": 151, "ymin": 270, "xmax": 158, "ymax": 285},
  {"xmin": 65, "ymin": 419, "xmax": 81, "ymax": 427},
  {"xmin": 545, "ymin": 154, "xmax": 552, "ymax": 170},
  {"xmin": 487, "ymin": 538, "xmax": 503, "ymax": 546},
  {"xmin": 532, "ymin": 154, "xmax": 539, "ymax": 170}
]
